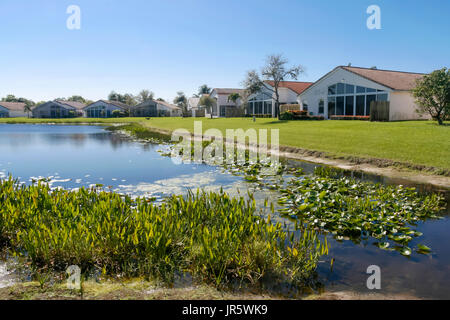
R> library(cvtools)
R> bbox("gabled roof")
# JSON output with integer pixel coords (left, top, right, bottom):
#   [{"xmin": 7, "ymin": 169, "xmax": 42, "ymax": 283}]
[
  {"xmin": 33, "ymin": 100, "xmax": 77, "ymax": 111},
  {"xmin": 211, "ymin": 88, "xmax": 246, "ymax": 95},
  {"xmin": 341, "ymin": 66, "xmax": 425, "ymax": 91},
  {"xmin": 84, "ymin": 100, "xmax": 131, "ymax": 110},
  {"xmin": 155, "ymin": 100, "xmax": 181, "ymax": 110},
  {"xmin": 264, "ymin": 81, "xmax": 314, "ymax": 94},
  {"xmin": 187, "ymin": 97, "xmax": 200, "ymax": 109},
  {"xmin": 0, "ymin": 102, "xmax": 28, "ymax": 111},
  {"xmin": 55, "ymin": 100, "xmax": 86, "ymax": 110}
]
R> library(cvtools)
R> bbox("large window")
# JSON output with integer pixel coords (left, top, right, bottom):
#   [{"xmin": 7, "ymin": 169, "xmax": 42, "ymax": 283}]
[
  {"xmin": 327, "ymin": 83, "xmax": 388, "ymax": 117},
  {"xmin": 345, "ymin": 96, "xmax": 354, "ymax": 115},
  {"xmin": 248, "ymin": 92, "xmax": 273, "ymax": 115},
  {"xmin": 356, "ymin": 95, "xmax": 365, "ymax": 115},
  {"xmin": 366, "ymin": 95, "xmax": 376, "ymax": 116},
  {"xmin": 336, "ymin": 97, "xmax": 344, "ymax": 115},
  {"xmin": 87, "ymin": 106, "xmax": 107, "ymax": 118},
  {"xmin": 328, "ymin": 97, "xmax": 336, "ymax": 116}
]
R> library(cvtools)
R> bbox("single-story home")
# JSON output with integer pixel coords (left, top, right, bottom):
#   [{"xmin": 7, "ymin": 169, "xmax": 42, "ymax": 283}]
[
  {"xmin": 297, "ymin": 66, "xmax": 428, "ymax": 121},
  {"xmin": 84, "ymin": 100, "xmax": 130, "ymax": 118},
  {"xmin": 32, "ymin": 100, "xmax": 86, "ymax": 118},
  {"xmin": 187, "ymin": 97, "xmax": 204, "ymax": 117},
  {"xmin": 155, "ymin": 100, "xmax": 182, "ymax": 117},
  {"xmin": 0, "ymin": 102, "xmax": 29, "ymax": 118},
  {"xmin": 131, "ymin": 100, "xmax": 182, "ymax": 117},
  {"xmin": 247, "ymin": 81, "xmax": 313, "ymax": 117},
  {"xmin": 131, "ymin": 100, "xmax": 158, "ymax": 117},
  {"xmin": 208, "ymin": 88, "xmax": 246, "ymax": 118}
]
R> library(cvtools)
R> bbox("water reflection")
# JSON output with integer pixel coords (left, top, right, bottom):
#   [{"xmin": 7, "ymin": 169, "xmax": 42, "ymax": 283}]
[{"xmin": 0, "ymin": 124, "xmax": 449, "ymax": 299}]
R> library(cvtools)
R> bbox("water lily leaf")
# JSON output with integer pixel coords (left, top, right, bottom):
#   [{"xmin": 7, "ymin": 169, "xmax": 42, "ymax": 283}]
[
  {"xmin": 417, "ymin": 244, "xmax": 431, "ymax": 254},
  {"xmin": 400, "ymin": 246, "xmax": 412, "ymax": 256}
]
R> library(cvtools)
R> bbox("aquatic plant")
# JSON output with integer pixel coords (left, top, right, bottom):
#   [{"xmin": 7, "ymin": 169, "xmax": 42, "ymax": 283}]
[
  {"xmin": 0, "ymin": 177, "xmax": 327, "ymax": 288},
  {"xmin": 278, "ymin": 175, "xmax": 445, "ymax": 256}
]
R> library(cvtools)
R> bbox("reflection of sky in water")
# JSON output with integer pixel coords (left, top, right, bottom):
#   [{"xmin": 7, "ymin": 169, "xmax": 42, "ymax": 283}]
[{"xmin": 1, "ymin": 124, "xmax": 450, "ymax": 299}]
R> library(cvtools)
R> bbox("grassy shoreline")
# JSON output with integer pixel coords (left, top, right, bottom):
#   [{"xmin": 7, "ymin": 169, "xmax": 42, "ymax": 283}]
[{"xmin": 1, "ymin": 117, "xmax": 449, "ymax": 177}]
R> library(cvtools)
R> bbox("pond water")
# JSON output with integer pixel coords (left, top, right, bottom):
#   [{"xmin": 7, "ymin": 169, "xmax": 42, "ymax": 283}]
[{"xmin": 0, "ymin": 124, "xmax": 449, "ymax": 299}]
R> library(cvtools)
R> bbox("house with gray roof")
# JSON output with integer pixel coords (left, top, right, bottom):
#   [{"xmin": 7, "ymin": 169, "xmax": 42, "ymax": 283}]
[
  {"xmin": 32, "ymin": 100, "xmax": 86, "ymax": 118},
  {"xmin": 83, "ymin": 100, "xmax": 131, "ymax": 118}
]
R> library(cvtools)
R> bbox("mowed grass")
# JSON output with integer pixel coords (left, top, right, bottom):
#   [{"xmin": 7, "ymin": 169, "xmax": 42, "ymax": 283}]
[{"xmin": 1, "ymin": 117, "xmax": 449, "ymax": 169}]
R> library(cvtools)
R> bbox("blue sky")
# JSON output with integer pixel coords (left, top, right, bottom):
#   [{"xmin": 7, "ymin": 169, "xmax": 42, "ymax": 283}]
[{"xmin": 0, "ymin": 0, "xmax": 448, "ymax": 102}]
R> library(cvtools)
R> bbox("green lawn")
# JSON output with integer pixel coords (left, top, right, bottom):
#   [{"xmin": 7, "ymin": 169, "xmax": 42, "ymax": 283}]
[{"xmin": 1, "ymin": 117, "xmax": 449, "ymax": 170}]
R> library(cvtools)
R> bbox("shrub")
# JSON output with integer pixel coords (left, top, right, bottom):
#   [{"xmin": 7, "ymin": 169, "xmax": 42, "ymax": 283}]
[{"xmin": 280, "ymin": 111, "xmax": 324, "ymax": 121}]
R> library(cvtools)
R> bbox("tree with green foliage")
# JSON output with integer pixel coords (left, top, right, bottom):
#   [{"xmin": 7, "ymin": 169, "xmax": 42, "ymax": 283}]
[
  {"xmin": 173, "ymin": 91, "xmax": 189, "ymax": 116},
  {"xmin": 136, "ymin": 90, "xmax": 154, "ymax": 103},
  {"xmin": 413, "ymin": 68, "xmax": 450, "ymax": 125},
  {"xmin": 24, "ymin": 104, "xmax": 33, "ymax": 118},
  {"xmin": 227, "ymin": 93, "xmax": 241, "ymax": 105},
  {"xmin": 198, "ymin": 84, "xmax": 212, "ymax": 96},
  {"xmin": 1, "ymin": 94, "xmax": 35, "ymax": 110},
  {"xmin": 67, "ymin": 95, "xmax": 87, "ymax": 103},
  {"xmin": 199, "ymin": 95, "xmax": 216, "ymax": 118},
  {"xmin": 108, "ymin": 91, "xmax": 137, "ymax": 106}
]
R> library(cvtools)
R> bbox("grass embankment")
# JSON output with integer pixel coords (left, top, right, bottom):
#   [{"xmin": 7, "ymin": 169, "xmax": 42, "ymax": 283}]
[
  {"xmin": 1, "ymin": 117, "xmax": 448, "ymax": 173},
  {"xmin": 0, "ymin": 177, "xmax": 326, "ymax": 289}
]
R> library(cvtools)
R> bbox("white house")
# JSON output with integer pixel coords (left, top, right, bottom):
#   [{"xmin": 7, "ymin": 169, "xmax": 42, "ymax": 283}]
[
  {"xmin": 84, "ymin": 100, "xmax": 130, "ymax": 118},
  {"xmin": 208, "ymin": 88, "xmax": 246, "ymax": 118},
  {"xmin": 188, "ymin": 97, "xmax": 205, "ymax": 117},
  {"xmin": 0, "ymin": 102, "xmax": 29, "ymax": 117},
  {"xmin": 297, "ymin": 66, "xmax": 428, "ymax": 121},
  {"xmin": 247, "ymin": 81, "xmax": 313, "ymax": 117}
]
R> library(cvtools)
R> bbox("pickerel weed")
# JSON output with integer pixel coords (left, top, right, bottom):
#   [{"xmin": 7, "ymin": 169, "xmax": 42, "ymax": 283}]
[{"xmin": 0, "ymin": 177, "xmax": 327, "ymax": 288}]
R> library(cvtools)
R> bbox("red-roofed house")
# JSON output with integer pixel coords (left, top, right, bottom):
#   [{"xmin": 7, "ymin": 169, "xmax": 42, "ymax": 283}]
[
  {"xmin": 298, "ymin": 66, "xmax": 429, "ymax": 121},
  {"xmin": 247, "ymin": 81, "xmax": 313, "ymax": 117}
]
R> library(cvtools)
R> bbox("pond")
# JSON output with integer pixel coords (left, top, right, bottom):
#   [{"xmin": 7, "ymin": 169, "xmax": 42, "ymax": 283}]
[{"xmin": 0, "ymin": 124, "xmax": 449, "ymax": 299}]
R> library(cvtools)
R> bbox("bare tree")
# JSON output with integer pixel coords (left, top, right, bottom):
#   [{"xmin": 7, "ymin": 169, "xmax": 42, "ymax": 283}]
[{"xmin": 261, "ymin": 54, "xmax": 304, "ymax": 119}]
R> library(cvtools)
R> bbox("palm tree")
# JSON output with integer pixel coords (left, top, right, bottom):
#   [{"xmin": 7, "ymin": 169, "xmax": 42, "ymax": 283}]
[
  {"xmin": 199, "ymin": 95, "xmax": 216, "ymax": 119},
  {"xmin": 227, "ymin": 93, "xmax": 241, "ymax": 105},
  {"xmin": 173, "ymin": 91, "xmax": 188, "ymax": 116},
  {"xmin": 198, "ymin": 84, "xmax": 212, "ymax": 96},
  {"xmin": 24, "ymin": 104, "xmax": 33, "ymax": 118}
]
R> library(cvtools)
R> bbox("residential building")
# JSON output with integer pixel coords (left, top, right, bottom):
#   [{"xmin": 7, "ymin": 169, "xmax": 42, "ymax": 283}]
[
  {"xmin": 84, "ymin": 100, "xmax": 130, "ymax": 118},
  {"xmin": 208, "ymin": 88, "xmax": 246, "ymax": 118},
  {"xmin": 131, "ymin": 100, "xmax": 158, "ymax": 117},
  {"xmin": 130, "ymin": 100, "xmax": 181, "ymax": 117},
  {"xmin": 247, "ymin": 81, "xmax": 313, "ymax": 117},
  {"xmin": 187, "ymin": 97, "xmax": 204, "ymax": 117},
  {"xmin": 32, "ymin": 100, "xmax": 86, "ymax": 118},
  {"xmin": 155, "ymin": 100, "xmax": 182, "ymax": 117},
  {"xmin": 0, "ymin": 102, "xmax": 29, "ymax": 117},
  {"xmin": 297, "ymin": 66, "xmax": 428, "ymax": 121}
]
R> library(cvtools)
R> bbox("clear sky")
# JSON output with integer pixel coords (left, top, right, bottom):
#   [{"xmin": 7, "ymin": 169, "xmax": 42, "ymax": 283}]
[{"xmin": 0, "ymin": 0, "xmax": 448, "ymax": 103}]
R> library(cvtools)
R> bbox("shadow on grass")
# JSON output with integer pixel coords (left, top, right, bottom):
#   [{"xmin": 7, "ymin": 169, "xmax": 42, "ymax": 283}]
[{"xmin": 260, "ymin": 120, "xmax": 291, "ymax": 125}]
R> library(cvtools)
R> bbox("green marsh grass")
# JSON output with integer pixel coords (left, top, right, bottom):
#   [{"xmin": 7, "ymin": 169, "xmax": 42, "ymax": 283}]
[{"xmin": 0, "ymin": 177, "xmax": 327, "ymax": 288}]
